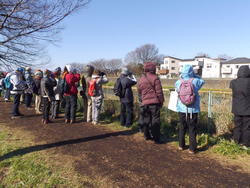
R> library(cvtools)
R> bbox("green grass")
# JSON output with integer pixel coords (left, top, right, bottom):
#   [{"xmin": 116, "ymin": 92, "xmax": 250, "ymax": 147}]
[{"xmin": 0, "ymin": 127, "xmax": 99, "ymax": 187}]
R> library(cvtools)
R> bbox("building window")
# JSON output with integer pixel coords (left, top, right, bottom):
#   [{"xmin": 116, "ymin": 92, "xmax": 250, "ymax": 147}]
[
  {"xmin": 171, "ymin": 67, "xmax": 175, "ymax": 70},
  {"xmin": 207, "ymin": 64, "xmax": 212, "ymax": 68},
  {"xmin": 171, "ymin": 60, "xmax": 175, "ymax": 63},
  {"xmin": 235, "ymin": 65, "xmax": 239, "ymax": 69},
  {"xmin": 226, "ymin": 65, "xmax": 230, "ymax": 68}
]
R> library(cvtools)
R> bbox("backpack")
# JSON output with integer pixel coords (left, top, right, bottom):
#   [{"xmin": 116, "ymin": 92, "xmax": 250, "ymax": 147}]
[
  {"xmin": 61, "ymin": 77, "xmax": 70, "ymax": 95},
  {"xmin": 4, "ymin": 76, "xmax": 13, "ymax": 90},
  {"xmin": 178, "ymin": 78, "xmax": 195, "ymax": 106},
  {"xmin": 113, "ymin": 78, "xmax": 125, "ymax": 97},
  {"xmin": 88, "ymin": 79, "xmax": 96, "ymax": 97}
]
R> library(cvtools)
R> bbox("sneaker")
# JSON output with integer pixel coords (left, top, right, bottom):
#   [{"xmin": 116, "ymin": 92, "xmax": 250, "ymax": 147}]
[
  {"xmin": 70, "ymin": 120, "xmax": 75, "ymax": 124},
  {"xmin": 188, "ymin": 150, "xmax": 196, "ymax": 154},
  {"xmin": 65, "ymin": 119, "xmax": 70, "ymax": 124},
  {"xmin": 92, "ymin": 121, "xmax": 97, "ymax": 125},
  {"xmin": 178, "ymin": 147, "xmax": 184, "ymax": 151},
  {"xmin": 11, "ymin": 115, "xmax": 22, "ymax": 119}
]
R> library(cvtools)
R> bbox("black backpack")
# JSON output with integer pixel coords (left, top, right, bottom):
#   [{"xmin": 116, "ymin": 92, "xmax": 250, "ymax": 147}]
[{"xmin": 113, "ymin": 78, "xmax": 125, "ymax": 97}]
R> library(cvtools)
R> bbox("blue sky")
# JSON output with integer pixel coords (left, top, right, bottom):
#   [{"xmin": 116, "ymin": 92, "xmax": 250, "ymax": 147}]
[{"xmin": 47, "ymin": 0, "xmax": 250, "ymax": 68}]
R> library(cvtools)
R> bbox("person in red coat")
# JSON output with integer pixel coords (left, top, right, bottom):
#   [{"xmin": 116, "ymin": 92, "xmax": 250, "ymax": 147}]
[
  {"xmin": 63, "ymin": 65, "xmax": 80, "ymax": 124},
  {"xmin": 138, "ymin": 62, "xmax": 164, "ymax": 143}
]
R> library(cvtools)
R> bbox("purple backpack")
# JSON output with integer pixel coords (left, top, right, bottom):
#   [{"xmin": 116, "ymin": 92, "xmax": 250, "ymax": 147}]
[{"xmin": 178, "ymin": 78, "xmax": 195, "ymax": 106}]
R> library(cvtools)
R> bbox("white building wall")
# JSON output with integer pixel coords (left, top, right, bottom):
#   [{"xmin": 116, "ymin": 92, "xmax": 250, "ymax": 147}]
[
  {"xmin": 202, "ymin": 58, "xmax": 221, "ymax": 78},
  {"xmin": 221, "ymin": 63, "xmax": 250, "ymax": 78}
]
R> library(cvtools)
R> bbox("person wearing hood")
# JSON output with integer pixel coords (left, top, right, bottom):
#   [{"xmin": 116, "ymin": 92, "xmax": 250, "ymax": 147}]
[
  {"xmin": 6, "ymin": 68, "xmax": 27, "ymax": 118},
  {"xmin": 63, "ymin": 65, "xmax": 80, "ymax": 124},
  {"xmin": 24, "ymin": 67, "xmax": 34, "ymax": 109},
  {"xmin": 117, "ymin": 67, "xmax": 137, "ymax": 127},
  {"xmin": 138, "ymin": 62, "xmax": 164, "ymax": 144},
  {"xmin": 89, "ymin": 69, "xmax": 109, "ymax": 125},
  {"xmin": 84, "ymin": 65, "xmax": 95, "ymax": 122},
  {"xmin": 175, "ymin": 64, "xmax": 205, "ymax": 154},
  {"xmin": 230, "ymin": 65, "xmax": 250, "ymax": 147},
  {"xmin": 41, "ymin": 69, "xmax": 57, "ymax": 124}
]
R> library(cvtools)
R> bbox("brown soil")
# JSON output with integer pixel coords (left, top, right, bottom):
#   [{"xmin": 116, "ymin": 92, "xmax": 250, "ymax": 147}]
[{"xmin": 0, "ymin": 101, "xmax": 249, "ymax": 188}]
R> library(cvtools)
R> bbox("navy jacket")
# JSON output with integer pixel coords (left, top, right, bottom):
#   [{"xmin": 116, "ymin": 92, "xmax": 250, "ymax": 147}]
[{"xmin": 120, "ymin": 74, "xmax": 137, "ymax": 103}]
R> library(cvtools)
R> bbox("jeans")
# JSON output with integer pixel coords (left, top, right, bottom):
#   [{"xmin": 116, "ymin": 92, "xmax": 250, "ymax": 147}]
[
  {"xmin": 120, "ymin": 102, "xmax": 133, "ymax": 127},
  {"xmin": 65, "ymin": 95, "xmax": 77, "ymax": 121},
  {"xmin": 178, "ymin": 113, "xmax": 198, "ymax": 151},
  {"xmin": 12, "ymin": 93, "xmax": 21, "ymax": 116},
  {"xmin": 91, "ymin": 96, "xmax": 103, "ymax": 123},
  {"xmin": 42, "ymin": 97, "xmax": 51, "ymax": 121},
  {"xmin": 142, "ymin": 104, "xmax": 161, "ymax": 142},
  {"xmin": 4, "ymin": 88, "xmax": 11, "ymax": 100},
  {"xmin": 25, "ymin": 93, "xmax": 33, "ymax": 107},
  {"xmin": 233, "ymin": 115, "xmax": 250, "ymax": 147},
  {"xmin": 51, "ymin": 100, "xmax": 60, "ymax": 119}
]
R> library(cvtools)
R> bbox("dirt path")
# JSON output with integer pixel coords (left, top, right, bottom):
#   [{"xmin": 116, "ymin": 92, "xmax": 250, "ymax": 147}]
[{"xmin": 0, "ymin": 102, "xmax": 249, "ymax": 188}]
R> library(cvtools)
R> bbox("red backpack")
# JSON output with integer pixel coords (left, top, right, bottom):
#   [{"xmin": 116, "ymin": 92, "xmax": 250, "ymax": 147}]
[
  {"xmin": 178, "ymin": 78, "xmax": 195, "ymax": 106},
  {"xmin": 88, "ymin": 79, "xmax": 97, "ymax": 97}
]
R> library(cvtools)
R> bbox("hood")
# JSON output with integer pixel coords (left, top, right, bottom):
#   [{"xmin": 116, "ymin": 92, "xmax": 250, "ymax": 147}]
[
  {"xmin": 237, "ymin": 65, "xmax": 250, "ymax": 78},
  {"xmin": 180, "ymin": 64, "xmax": 195, "ymax": 79},
  {"xmin": 65, "ymin": 65, "xmax": 73, "ymax": 73},
  {"xmin": 144, "ymin": 62, "xmax": 156, "ymax": 73},
  {"xmin": 121, "ymin": 67, "xmax": 130, "ymax": 76}
]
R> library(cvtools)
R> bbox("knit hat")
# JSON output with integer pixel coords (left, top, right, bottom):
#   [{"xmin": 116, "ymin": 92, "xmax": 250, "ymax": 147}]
[
  {"xmin": 44, "ymin": 69, "xmax": 51, "ymax": 76},
  {"xmin": 17, "ymin": 67, "xmax": 25, "ymax": 74},
  {"xmin": 144, "ymin": 62, "xmax": 156, "ymax": 73},
  {"xmin": 25, "ymin": 67, "xmax": 31, "ymax": 71}
]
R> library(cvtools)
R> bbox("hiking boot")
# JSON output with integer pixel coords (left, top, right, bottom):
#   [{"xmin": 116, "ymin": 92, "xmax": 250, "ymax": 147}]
[
  {"xmin": 65, "ymin": 119, "xmax": 70, "ymax": 124},
  {"xmin": 11, "ymin": 115, "xmax": 22, "ymax": 119},
  {"xmin": 178, "ymin": 147, "xmax": 184, "ymax": 151}
]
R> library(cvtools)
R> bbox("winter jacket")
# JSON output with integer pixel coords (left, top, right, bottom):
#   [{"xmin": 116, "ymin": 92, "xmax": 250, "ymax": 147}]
[
  {"xmin": 230, "ymin": 65, "xmax": 250, "ymax": 115},
  {"xmin": 138, "ymin": 72, "xmax": 164, "ymax": 106},
  {"xmin": 90, "ymin": 74, "xmax": 109, "ymax": 98},
  {"xmin": 64, "ymin": 73, "xmax": 81, "ymax": 96},
  {"xmin": 0, "ymin": 78, "xmax": 4, "ymax": 90},
  {"xmin": 41, "ymin": 76, "xmax": 57, "ymax": 100},
  {"xmin": 24, "ymin": 70, "xmax": 34, "ymax": 94},
  {"xmin": 175, "ymin": 64, "xmax": 205, "ymax": 113},
  {"xmin": 54, "ymin": 77, "xmax": 62, "ymax": 100},
  {"xmin": 120, "ymin": 74, "xmax": 137, "ymax": 103},
  {"xmin": 7, "ymin": 71, "xmax": 27, "ymax": 94}
]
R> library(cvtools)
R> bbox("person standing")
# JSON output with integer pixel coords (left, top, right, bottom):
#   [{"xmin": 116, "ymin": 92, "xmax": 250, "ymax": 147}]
[
  {"xmin": 85, "ymin": 65, "xmax": 95, "ymax": 122},
  {"xmin": 7, "ymin": 68, "xmax": 26, "ymax": 118},
  {"xmin": 0, "ymin": 72, "xmax": 4, "ymax": 98},
  {"xmin": 89, "ymin": 70, "xmax": 108, "ymax": 125},
  {"xmin": 41, "ymin": 70, "xmax": 57, "ymax": 124},
  {"xmin": 63, "ymin": 65, "xmax": 80, "ymax": 124},
  {"xmin": 24, "ymin": 67, "xmax": 34, "ymax": 109},
  {"xmin": 230, "ymin": 65, "xmax": 250, "ymax": 148},
  {"xmin": 51, "ymin": 67, "xmax": 62, "ymax": 119},
  {"xmin": 33, "ymin": 70, "xmax": 43, "ymax": 114},
  {"xmin": 138, "ymin": 62, "xmax": 164, "ymax": 144},
  {"xmin": 80, "ymin": 74, "xmax": 88, "ymax": 122},
  {"xmin": 117, "ymin": 67, "xmax": 137, "ymax": 127},
  {"xmin": 175, "ymin": 64, "xmax": 204, "ymax": 154}
]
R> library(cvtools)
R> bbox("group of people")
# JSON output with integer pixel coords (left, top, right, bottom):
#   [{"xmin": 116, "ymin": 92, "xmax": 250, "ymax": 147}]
[{"xmin": 0, "ymin": 62, "xmax": 249, "ymax": 154}]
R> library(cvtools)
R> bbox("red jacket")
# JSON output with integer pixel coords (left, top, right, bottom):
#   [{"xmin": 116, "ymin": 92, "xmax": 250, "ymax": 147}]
[
  {"xmin": 64, "ymin": 73, "xmax": 80, "ymax": 96},
  {"xmin": 138, "ymin": 72, "xmax": 164, "ymax": 106}
]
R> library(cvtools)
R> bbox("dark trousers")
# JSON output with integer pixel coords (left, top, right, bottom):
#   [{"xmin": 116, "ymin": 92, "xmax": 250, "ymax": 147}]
[
  {"xmin": 233, "ymin": 115, "xmax": 250, "ymax": 147},
  {"xmin": 12, "ymin": 93, "xmax": 21, "ymax": 116},
  {"xmin": 51, "ymin": 100, "xmax": 60, "ymax": 119},
  {"xmin": 42, "ymin": 97, "xmax": 51, "ymax": 121},
  {"xmin": 120, "ymin": 102, "xmax": 133, "ymax": 127},
  {"xmin": 65, "ymin": 95, "xmax": 77, "ymax": 121},
  {"xmin": 25, "ymin": 93, "xmax": 33, "ymax": 107},
  {"xmin": 82, "ymin": 95, "xmax": 88, "ymax": 122},
  {"xmin": 4, "ymin": 88, "xmax": 11, "ymax": 100},
  {"xmin": 142, "ymin": 104, "xmax": 161, "ymax": 142},
  {"xmin": 178, "ymin": 113, "xmax": 198, "ymax": 151}
]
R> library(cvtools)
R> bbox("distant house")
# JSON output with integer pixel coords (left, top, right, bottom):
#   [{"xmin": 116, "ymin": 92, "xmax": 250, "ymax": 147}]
[
  {"xmin": 160, "ymin": 56, "xmax": 182, "ymax": 78},
  {"xmin": 221, "ymin": 58, "xmax": 250, "ymax": 78}
]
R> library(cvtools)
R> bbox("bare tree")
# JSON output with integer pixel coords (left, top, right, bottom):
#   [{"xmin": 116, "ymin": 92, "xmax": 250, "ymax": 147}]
[
  {"xmin": 89, "ymin": 58, "xmax": 123, "ymax": 75},
  {"xmin": 70, "ymin": 62, "xmax": 85, "ymax": 74},
  {"xmin": 125, "ymin": 44, "xmax": 163, "ymax": 65},
  {"xmin": 196, "ymin": 52, "xmax": 209, "ymax": 57},
  {"xmin": 0, "ymin": 0, "xmax": 91, "ymax": 69}
]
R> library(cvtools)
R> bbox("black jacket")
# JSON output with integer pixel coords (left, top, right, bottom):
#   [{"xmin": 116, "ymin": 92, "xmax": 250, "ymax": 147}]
[
  {"xmin": 120, "ymin": 74, "xmax": 137, "ymax": 103},
  {"xmin": 230, "ymin": 65, "xmax": 250, "ymax": 115}
]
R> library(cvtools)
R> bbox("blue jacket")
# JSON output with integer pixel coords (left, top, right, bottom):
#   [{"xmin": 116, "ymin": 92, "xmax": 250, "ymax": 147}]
[{"xmin": 175, "ymin": 64, "xmax": 205, "ymax": 113}]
